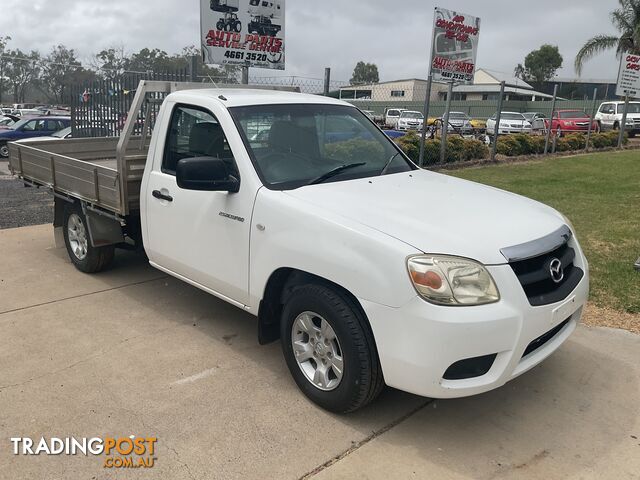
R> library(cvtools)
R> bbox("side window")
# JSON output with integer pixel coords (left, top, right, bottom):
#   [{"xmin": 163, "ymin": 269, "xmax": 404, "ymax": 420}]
[
  {"xmin": 22, "ymin": 120, "xmax": 36, "ymax": 132},
  {"xmin": 34, "ymin": 120, "xmax": 46, "ymax": 131},
  {"xmin": 45, "ymin": 120, "xmax": 60, "ymax": 131},
  {"xmin": 163, "ymin": 105, "xmax": 235, "ymax": 176}
]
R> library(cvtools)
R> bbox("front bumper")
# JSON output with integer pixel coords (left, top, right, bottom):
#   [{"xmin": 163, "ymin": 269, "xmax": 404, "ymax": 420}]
[{"xmin": 361, "ymin": 249, "xmax": 589, "ymax": 399}]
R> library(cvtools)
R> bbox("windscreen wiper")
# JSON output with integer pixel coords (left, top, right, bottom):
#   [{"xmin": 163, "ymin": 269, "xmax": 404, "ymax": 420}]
[
  {"xmin": 379, "ymin": 152, "xmax": 400, "ymax": 176},
  {"xmin": 306, "ymin": 163, "xmax": 366, "ymax": 186}
]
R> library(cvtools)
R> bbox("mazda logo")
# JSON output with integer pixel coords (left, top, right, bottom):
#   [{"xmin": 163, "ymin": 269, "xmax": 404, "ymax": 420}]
[{"xmin": 549, "ymin": 258, "xmax": 564, "ymax": 283}]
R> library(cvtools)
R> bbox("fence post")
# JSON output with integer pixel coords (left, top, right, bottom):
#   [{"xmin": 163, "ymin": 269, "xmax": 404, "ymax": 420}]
[
  {"xmin": 585, "ymin": 87, "xmax": 598, "ymax": 152},
  {"xmin": 241, "ymin": 65, "xmax": 249, "ymax": 85},
  {"xmin": 323, "ymin": 68, "xmax": 331, "ymax": 96},
  {"xmin": 439, "ymin": 81, "xmax": 454, "ymax": 163},
  {"xmin": 188, "ymin": 55, "xmax": 199, "ymax": 82},
  {"xmin": 418, "ymin": 74, "xmax": 433, "ymax": 167},
  {"xmin": 617, "ymin": 95, "xmax": 629, "ymax": 148},
  {"xmin": 490, "ymin": 81, "xmax": 506, "ymax": 161},
  {"xmin": 544, "ymin": 84, "xmax": 558, "ymax": 155}
]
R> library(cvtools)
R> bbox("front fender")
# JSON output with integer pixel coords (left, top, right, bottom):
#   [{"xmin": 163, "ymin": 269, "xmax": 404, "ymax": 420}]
[{"xmin": 248, "ymin": 189, "xmax": 419, "ymax": 313}]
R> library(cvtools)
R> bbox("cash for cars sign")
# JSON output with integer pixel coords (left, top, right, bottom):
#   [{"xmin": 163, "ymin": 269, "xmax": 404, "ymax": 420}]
[
  {"xmin": 201, "ymin": 0, "xmax": 285, "ymax": 70},
  {"xmin": 616, "ymin": 52, "xmax": 640, "ymax": 98},
  {"xmin": 430, "ymin": 8, "xmax": 480, "ymax": 84}
]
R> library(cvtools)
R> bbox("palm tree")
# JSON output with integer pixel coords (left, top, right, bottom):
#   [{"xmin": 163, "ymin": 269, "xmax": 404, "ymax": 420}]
[{"xmin": 575, "ymin": 0, "xmax": 640, "ymax": 74}]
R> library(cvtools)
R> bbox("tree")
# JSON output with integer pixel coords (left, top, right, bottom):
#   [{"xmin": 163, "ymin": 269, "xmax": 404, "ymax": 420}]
[
  {"xmin": 0, "ymin": 36, "xmax": 10, "ymax": 104},
  {"xmin": 575, "ymin": 0, "xmax": 640, "ymax": 74},
  {"xmin": 514, "ymin": 45, "xmax": 563, "ymax": 83},
  {"xmin": 92, "ymin": 46, "xmax": 129, "ymax": 81},
  {"xmin": 5, "ymin": 49, "xmax": 41, "ymax": 102},
  {"xmin": 350, "ymin": 61, "xmax": 379, "ymax": 85},
  {"xmin": 39, "ymin": 45, "xmax": 84, "ymax": 104}
]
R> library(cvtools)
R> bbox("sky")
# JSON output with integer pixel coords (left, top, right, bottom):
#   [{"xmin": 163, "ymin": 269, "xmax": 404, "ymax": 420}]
[{"xmin": 0, "ymin": 0, "xmax": 623, "ymax": 82}]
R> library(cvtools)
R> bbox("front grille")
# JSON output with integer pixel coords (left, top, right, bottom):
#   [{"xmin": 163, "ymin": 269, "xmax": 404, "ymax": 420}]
[
  {"xmin": 522, "ymin": 318, "xmax": 571, "ymax": 358},
  {"xmin": 509, "ymin": 242, "xmax": 584, "ymax": 306}
]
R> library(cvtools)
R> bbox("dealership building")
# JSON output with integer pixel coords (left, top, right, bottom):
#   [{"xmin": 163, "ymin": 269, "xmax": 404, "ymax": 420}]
[{"xmin": 338, "ymin": 69, "xmax": 556, "ymax": 103}]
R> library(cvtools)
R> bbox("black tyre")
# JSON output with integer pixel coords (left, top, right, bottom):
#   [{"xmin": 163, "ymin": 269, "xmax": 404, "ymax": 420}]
[
  {"xmin": 0, "ymin": 142, "xmax": 8, "ymax": 158},
  {"xmin": 63, "ymin": 203, "xmax": 115, "ymax": 273},
  {"xmin": 216, "ymin": 20, "xmax": 225, "ymax": 30},
  {"xmin": 281, "ymin": 283, "xmax": 384, "ymax": 413},
  {"xmin": 233, "ymin": 20, "xmax": 241, "ymax": 32},
  {"xmin": 613, "ymin": 121, "xmax": 620, "ymax": 131}
]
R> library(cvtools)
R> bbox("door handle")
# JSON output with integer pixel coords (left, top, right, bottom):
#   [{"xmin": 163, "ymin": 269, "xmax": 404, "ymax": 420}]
[{"xmin": 152, "ymin": 190, "xmax": 173, "ymax": 202}]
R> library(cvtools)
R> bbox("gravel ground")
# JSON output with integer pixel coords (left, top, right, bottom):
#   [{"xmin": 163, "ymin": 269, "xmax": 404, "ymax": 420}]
[{"xmin": 0, "ymin": 160, "xmax": 54, "ymax": 229}]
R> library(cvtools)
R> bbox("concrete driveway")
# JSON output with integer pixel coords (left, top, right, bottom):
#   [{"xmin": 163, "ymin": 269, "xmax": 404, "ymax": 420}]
[{"xmin": 1, "ymin": 225, "xmax": 638, "ymax": 480}]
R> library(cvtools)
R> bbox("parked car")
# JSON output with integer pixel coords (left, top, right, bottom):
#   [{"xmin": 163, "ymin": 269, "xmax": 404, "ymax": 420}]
[
  {"xmin": 15, "ymin": 126, "xmax": 72, "ymax": 143},
  {"xmin": 444, "ymin": 112, "xmax": 474, "ymax": 135},
  {"xmin": 8, "ymin": 82, "xmax": 589, "ymax": 413},
  {"xmin": 0, "ymin": 116, "xmax": 70, "ymax": 157},
  {"xmin": 384, "ymin": 108, "xmax": 406, "ymax": 129},
  {"xmin": 397, "ymin": 111, "xmax": 424, "ymax": 131},
  {"xmin": 0, "ymin": 114, "xmax": 21, "ymax": 130},
  {"xmin": 1, "ymin": 107, "xmax": 14, "ymax": 115},
  {"xmin": 12, "ymin": 108, "xmax": 42, "ymax": 117},
  {"xmin": 360, "ymin": 110, "xmax": 376, "ymax": 121},
  {"xmin": 548, "ymin": 110, "xmax": 598, "ymax": 137},
  {"xmin": 486, "ymin": 112, "xmax": 532, "ymax": 135},
  {"xmin": 594, "ymin": 101, "xmax": 640, "ymax": 137},
  {"xmin": 523, "ymin": 112, "xmax": 547, "ymax": 133}
]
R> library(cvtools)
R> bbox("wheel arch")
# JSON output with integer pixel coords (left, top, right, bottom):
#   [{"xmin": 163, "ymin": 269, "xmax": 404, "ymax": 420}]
[{"xmin": 257, "ymin": 267, "xmax": 372, "ymax": 346}]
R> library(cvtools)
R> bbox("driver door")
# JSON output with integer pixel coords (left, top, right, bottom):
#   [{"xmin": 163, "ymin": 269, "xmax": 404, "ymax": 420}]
[{"xmin": 144, "ymin": 103, "xmax": 254, "ymax": 305}]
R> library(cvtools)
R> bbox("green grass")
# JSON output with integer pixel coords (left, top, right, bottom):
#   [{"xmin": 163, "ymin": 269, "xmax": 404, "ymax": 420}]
[{"xmin": 447, "ymin": 150, "xmax": 640, "ymax": 314}]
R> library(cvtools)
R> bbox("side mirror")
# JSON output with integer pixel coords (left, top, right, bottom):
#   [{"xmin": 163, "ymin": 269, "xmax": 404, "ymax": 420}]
[{"xmin": 176, "ymin": 156, "xmax": 240, "ymax": 193}]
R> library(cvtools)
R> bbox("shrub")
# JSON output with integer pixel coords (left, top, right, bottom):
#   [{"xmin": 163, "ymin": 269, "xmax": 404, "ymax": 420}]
[
  {"xmin": 325, "ymin": 138, "xmax": 384, "ymax": 163},
  {"xmin": 394, "ymin": 132, "xmax": 490, "ymax": 165}
]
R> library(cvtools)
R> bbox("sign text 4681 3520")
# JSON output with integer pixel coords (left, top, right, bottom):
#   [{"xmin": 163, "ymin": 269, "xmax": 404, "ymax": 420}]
[{"xmin": 201, "ymin": 0, "xmax": 285, "ymax": 70}]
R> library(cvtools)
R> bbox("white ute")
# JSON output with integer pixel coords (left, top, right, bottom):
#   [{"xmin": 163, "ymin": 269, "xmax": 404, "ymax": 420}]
[{"xmin": 9, "ymin": 81, "xmax": 589, "ymax": 413}]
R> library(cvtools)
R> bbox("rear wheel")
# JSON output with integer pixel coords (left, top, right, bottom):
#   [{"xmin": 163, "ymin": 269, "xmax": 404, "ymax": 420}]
[
  {"xmin": 0, "ymin": 143, "xmax": 9, "ymax": 158},
  {"xmin": 63, "ymin": 203, "xmax": 115, "ymax": 273},
  {"xmin": 281, "ymin": 284, "xmax": 384, "ymax": 413}
]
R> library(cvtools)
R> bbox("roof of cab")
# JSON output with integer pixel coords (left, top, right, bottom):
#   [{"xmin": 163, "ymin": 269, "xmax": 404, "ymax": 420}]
[{"xmin": 171, "ymin": 88, "xmax": 350, "ymax": 108}]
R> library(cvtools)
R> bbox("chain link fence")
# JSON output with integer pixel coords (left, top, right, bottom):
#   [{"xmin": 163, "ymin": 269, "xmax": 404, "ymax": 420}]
[{"xmin": 69, "ymin": 66, "xmax": 618, "ymax": 165}]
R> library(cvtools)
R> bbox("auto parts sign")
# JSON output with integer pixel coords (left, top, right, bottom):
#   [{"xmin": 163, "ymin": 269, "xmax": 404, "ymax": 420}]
[
  {"xmin": 616, "ymin": 52, "xmax": 640, "ymax": 98},
  {"xmin": 201, "ymin": 0, "xmax": 285, "ymax": 70},
  {"xmin": 430, "ymin": 8, "xmax": 480, "ymax": 84}
]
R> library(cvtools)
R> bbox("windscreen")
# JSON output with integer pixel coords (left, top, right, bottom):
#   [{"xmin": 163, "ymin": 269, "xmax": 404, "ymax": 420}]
[
  {"xmin": 500, "ymin": 113, "xmax": 525, "ymax": 121},
  {"xmin": 230, "ymin": 104, "xmax": 413, "ymax": 190},
  {"xmin": 400, "ymin": 112, "xmax": 423, "ymax": 119},
  {"xmin": 557, "ymin": 111, "xmax": 588, "ymax": 119}
]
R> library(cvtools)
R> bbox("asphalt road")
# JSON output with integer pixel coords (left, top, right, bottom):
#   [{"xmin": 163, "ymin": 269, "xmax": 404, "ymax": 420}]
[{"xmin": 0, "ymin": 225, "xmax": 638, "ymax": 480}]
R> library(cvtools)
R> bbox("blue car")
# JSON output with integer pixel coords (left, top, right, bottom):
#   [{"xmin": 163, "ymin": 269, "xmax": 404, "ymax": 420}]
[{"xmin": 0, "ymin": 116, "xmax": 71, "ymax": 157}]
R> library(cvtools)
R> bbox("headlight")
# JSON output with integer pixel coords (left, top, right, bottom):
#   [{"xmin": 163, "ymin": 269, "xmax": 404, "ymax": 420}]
[{"xmin": 407, "ymin": 255, "xmax": 500, "ymax": 306}]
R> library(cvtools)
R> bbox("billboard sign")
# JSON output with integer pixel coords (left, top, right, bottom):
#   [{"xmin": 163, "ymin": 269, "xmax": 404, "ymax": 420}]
[
  {"xmin": 616, "ymin": 52, "xmax": 640, "ymax": 98},
  {"xmin": 430, "ymin": 8, "xmax": 480, "ymax": 84},
  {"xmin": 201, "ymin": 0, "xmax": 285, "ymax": 70}
]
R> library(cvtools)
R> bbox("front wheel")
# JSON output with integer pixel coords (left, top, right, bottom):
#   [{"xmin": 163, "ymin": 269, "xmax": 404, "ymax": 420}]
[
  {"xmin": 0, "ymin": 143, "xmax": 9, "ymax": 158},
  {"xmin": 281, "ymin": 284, "xmax": 384, "ymax": 413},
  {"xmin": 63, "ymin": 203, "xmax": 115, "ymax": 273}
]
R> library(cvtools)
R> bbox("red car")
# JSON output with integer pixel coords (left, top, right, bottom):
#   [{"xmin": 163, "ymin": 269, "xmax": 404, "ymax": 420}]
[{"xmin": 547, "ymin": 110, "xmax": 598, "ymax": 137}]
